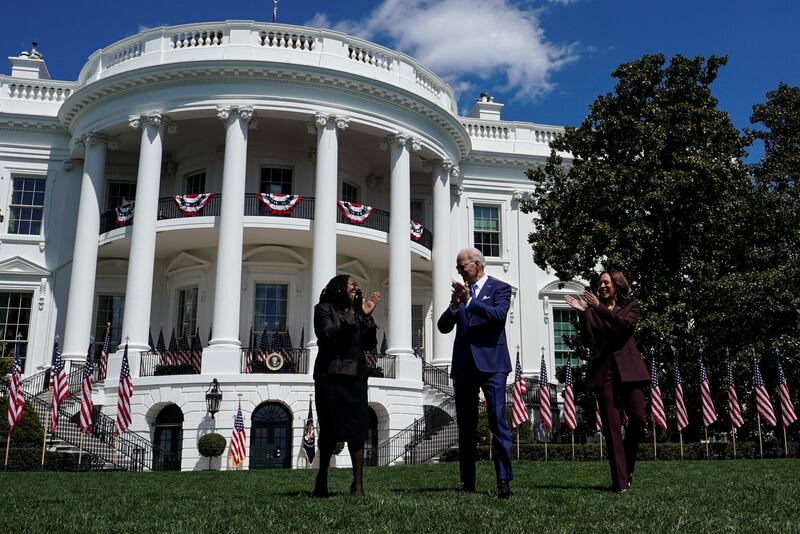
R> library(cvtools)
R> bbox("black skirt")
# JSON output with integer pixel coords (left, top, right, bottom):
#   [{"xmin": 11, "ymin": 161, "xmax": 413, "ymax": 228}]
[{"xmin": 314, "ymin": 374, "xmax": 369, "ymax": 444}]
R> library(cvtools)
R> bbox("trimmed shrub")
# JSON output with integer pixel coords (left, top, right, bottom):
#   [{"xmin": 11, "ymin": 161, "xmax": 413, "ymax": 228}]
[
  {"xmin": 0, "ymin": 398, "xmax": 44, "ymax": 446},
  {"xmin": 198, "ymin": 433, "xmax": 226, "ymax": 469}
]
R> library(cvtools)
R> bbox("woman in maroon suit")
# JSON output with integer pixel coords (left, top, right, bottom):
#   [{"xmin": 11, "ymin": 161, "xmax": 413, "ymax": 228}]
[{"xmin": 565, "ymin": 271, "xmax": 649, "ymax": 493}]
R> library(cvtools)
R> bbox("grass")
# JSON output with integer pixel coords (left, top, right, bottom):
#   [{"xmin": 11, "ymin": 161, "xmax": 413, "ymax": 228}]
[{"xmin": 1, "ymin": 460, "xmax": 799, "ymax": 532}]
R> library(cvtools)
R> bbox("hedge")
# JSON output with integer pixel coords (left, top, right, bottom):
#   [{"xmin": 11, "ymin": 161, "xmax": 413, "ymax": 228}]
[
  {"xmin": 438, "ymin": 441, "xmax": 800, "ymax": 462},
  {"xmin": 2, "ymin": 447, "xmax": 94, "ymax": 471},
  {"xmin": 0, "ymin": 398, "xmax": 44, "ymax": 446}
]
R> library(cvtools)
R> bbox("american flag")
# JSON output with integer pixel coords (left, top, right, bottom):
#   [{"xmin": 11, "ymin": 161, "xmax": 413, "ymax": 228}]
[
  {"xmin": 563, "ymin": 358, "xmax": 576, "ymax": 430},
  {"xmin": 752, "ymin": 355, "xmax": 776, "ymax": 427},
  {"xmin": 80, "ymin": 338, "xmax": 95, "ymax": 433},
  {"xmin": 724, "ymin": 357, "xmax": 743, "ymax": 429},
  {"xmin": 156, "ymin": 327, "xmax": 166, "ymax": 354},
  {"xmin": 148, "ymin": 329, "xmax": 155, "ymax": 352},
  {"xmin": 178, "ymin": 333, "xmax": 192, "ymax": 367},
  {"xmin": 98, "ymin": 322, "xmax": 111, "ymax": 381},
  {"xmin": 776, "ymin": 349, "xmax": 798, "ymax": 426},
  {"xmin": 283, "ymin": 330, "xmax": 294, "ymax": 364},
  {"xmin": 191, "ymin": 330, "xmax": 203, "ymax": 372},
  {"xmin": 595, "ymin": 400, "xmax": 603, "ymax": 432},
  {"xmin": 166, "ymin": 328, "xmax": 178, "ymax": 366},
  {"xmin": 115, "ymin": 342, "xmax": 134, "ymax": 434},
  {"xmin": 302, "ymin": 397, "xmax": 316, "ymax": 463},
  {"xmin": 673, "ymin": 350, "xmax": 689, "ymax": 431},
  {"xmin": 379, "ymin": 333, "xmax": 388, "ymax": 355},
  {"xmin": 539, "ymin": 352, "xmax": 552, "ymax": 431},
  {"xmin": 230, "ymin": 404, "xmax": 247, "ymax": 467},
  {"xmin": 7, "ymin": 334, "xmax": 25, "ymax": 432},
  {"xmin": 649, "ymin": 352, "xmax": 667, "ymax": 431},
  {"xmin": 698, "ymin": 350, "xmax": 718, "ymax": 427},
  {"xmin": 49, "ymin": 337, "xmax": 70, "ymax": 433},
  {"xmin": 299, "ymin": 326, "xmax": 305, "ymax": 349},
  {"xmin": 511, "ymin": 349, "xmax": 529, "ymax": 428}
]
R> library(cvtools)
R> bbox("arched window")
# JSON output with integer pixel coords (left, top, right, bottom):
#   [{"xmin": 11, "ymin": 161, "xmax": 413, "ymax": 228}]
[
  {"xmin": 250, "ymin": 402, "xmax": 292, "ymax": 469},
  {"xmin": 154, "ymin": 404, "xmax": 183, "ymax": 471},
  {"xmin": 364, "ymin": 407, "xmax": 379, "ymax": 466}
]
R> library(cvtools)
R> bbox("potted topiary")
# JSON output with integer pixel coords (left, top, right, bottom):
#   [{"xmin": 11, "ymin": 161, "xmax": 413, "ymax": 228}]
[{"xmin": 198, "ymin": 432, "xmax": 227, "ymax": 470}]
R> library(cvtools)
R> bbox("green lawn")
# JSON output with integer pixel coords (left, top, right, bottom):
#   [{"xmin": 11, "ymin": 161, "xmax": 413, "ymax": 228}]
[{"xmin": 1, "ymin": 460, "xmax": 798, "ymax": 532}]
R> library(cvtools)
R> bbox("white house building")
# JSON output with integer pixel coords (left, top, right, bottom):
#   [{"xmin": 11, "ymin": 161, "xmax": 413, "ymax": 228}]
[{"xmin": 0, "ymin": 21, "xmax": 583, "ymax": 471}]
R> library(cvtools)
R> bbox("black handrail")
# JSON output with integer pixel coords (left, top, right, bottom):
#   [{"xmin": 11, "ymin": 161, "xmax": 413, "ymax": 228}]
[
  {"xmin": 376, "ymin": 395, "xmax": 459, "ymax": 466},
  {"xmin": 422, "ymin": 361, "xmax": 453, "ymax": 397},
  {"xmin": 140, "ymin": 351, "xmax": 201, "ymax": 377},
  {"xmin": 240, "ymin": 348, "xmax": 310, "ymax": 374},
  {"xmin": 243, "ymin": 194, "xmax": 315, "ymax": 219}
]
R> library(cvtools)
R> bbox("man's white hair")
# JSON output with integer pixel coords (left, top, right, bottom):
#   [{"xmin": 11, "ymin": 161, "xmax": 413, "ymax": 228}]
[{"xmin": 458, "ymin": 247, "xmax": 486, "ymax": 266}]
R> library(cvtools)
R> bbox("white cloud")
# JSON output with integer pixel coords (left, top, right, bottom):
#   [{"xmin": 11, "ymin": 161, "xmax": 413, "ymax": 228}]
[{"xmin": 306, "ymin": 0, "xmax": 577, "ymax": 102}]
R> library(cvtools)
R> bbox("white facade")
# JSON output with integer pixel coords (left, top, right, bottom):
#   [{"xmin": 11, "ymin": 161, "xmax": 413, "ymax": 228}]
[{"xmin": 0, "ymin": 21, "xmax": 578, "ymax": 470}]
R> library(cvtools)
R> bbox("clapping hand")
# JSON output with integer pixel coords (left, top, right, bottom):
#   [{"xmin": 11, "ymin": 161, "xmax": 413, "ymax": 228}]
[
  {"xmin": 362, "ymin": 291, "xmax": 381, "ymax": 316},
  {"xmin": 452, "ymin": 280, "xmax": 469, "ymax": 304},
  {"xmin": 582, "ymin": 290, "xmax": 599, "ymax": 308},
  {"xmin": 564, "ymin": 294, "xmax": 586, "ymax": 312}
]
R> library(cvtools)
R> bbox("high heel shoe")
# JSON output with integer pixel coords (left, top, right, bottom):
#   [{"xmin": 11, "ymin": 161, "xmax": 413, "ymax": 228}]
[{"xmin": 349, "ymin": 482, "xmax": 366, "ymax": 497}]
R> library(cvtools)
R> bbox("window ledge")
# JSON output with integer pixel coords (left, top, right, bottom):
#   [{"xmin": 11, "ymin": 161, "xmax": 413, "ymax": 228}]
[
  {"xmin": 0, "ymin": 234, "xmax": 45, "ymax": 245},
  {"xmin": 484, "ymin": 256, "xmax": 511, "ymax": 272}
]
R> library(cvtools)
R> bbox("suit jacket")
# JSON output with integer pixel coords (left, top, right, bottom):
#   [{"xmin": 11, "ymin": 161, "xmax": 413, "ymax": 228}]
[
  {"xmin": 437, "ymin": 276, "xmax": 512, "ymax": 378},
  {"xmin": 313, "ymin": 302, "xmax": 377, "ymax": 379},
  {"xmin": 579, "ymin": 300, "xmax": 649, "ymax": 389}
]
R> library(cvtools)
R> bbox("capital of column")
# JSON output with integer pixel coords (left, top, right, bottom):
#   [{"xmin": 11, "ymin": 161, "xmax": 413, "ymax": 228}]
[
  {"xmin": 424, "ymin": 158, "xmax": 460, "ymax": 177},
  {"xmin": 312, "ymin": 112, "xmax": 350, "ymax": 131},
  {"xmin": 79, "ymin": 132, "xmax": 119, "ymax": 150},
  {"xmin": 216, "ymin": 106, "xmax": 255, "ymax": 126},
  {"xmin": 129, "ymin": 112, "xmax": 174, "ymax": 132},
  {"xmin": 380, "ymin": 133, "xmax": 421, "ymax": 152}
]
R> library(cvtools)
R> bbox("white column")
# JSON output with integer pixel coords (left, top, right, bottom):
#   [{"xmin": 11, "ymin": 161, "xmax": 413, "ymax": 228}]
[
  {"xmin": 307, "ymin": 113, "xmax": 348, "ymax": 352},
  {"xmin": 430, "ymin": 159, "xmax": 458, "ymax": 366},
  {"xmin": 61, "ymin": 133, "xmax": 110, "ymax": 360},
  {"xmin": 386, "ymin": 133, "xmax": 419, "ymax": 378},
  {"xmin": 118, "ymin": 113, "xmax": 165, "ymax": 377},
  {"xmin": 202, "ymin": 106, "xmax": 253, "ymax": 375}
]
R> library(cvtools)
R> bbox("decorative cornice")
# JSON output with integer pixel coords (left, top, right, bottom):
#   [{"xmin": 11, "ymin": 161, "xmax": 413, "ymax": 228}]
[
  {"xmin": 380, "ymin": 133, "xmax": 420, "ymax": 152},
  {"xmin": 216, "ymin": 105, "xmax": 255, "ymax": 126},
  {"xmin": 79, "ymin": 132, "xmax": 119, "ymax": 150},
  {"xmin": 128, "ymin": 112, "xmax": 176, "ymax": 133},
  {"xmin": 311, "ymin": 113, "xmax": 350, "ymax": 131}
]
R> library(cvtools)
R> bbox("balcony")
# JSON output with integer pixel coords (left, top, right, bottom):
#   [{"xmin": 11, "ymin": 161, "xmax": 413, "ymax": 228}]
[
  {"xmin": 240, "ymin": 348, "xmax": 310, "ymax": 374},
  {"xmin": 99, "ymin": 194, "xmax": 433, "ymax": 250},
  {"xmin": 139, "ymin": 350, "xmax": 201, "ymax": 377}
]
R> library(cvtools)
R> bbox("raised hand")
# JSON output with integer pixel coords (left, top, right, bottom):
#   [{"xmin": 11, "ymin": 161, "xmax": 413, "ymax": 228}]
[
  {"xmin": 362, "ymin": 291, "xmax": 381, "ymax": 315},
  {"xmin": 583, "ymin": 290, "xmax": 600, "ymax": 308},
  {"xmin": 564, "ymin": 294, "xmax": 586, "ymax": 312},
  {"xmin": 452, "ymin": 281, "xmax": 469, "ymax": 304}
]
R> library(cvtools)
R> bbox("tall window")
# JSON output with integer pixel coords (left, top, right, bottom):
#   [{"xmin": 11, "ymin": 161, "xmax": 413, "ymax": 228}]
[
  {"xmin": 8, "ymin": 177, "xmax": 46, "ymax": 235},
  {"xmin": 254, "ymin": 283, "xmax": 288, "ymax": 333},
  {"xmin": 94, "ymin": 295, "xmax": 125, "ymax": 354},
  {"xmin": 106, "ymin": 182, "xmax": 136, "ymax": 210},
  {"xmin": 341, "ymin": 182, "xmax": 360, "ymax": 203},
  {"xmin": 176, "ymin": 287, "xmax": 198, "ymax": 338},
  {"xmin": 553, "ymin": 308, "xmax": 579, "ymax": 368},
  {"xmin": 410, "ymin": 199, "xmax": 425, "ymax": 225},
  {"xmin": 260, "ymin": 167, "xmax": 293, "ymax": 194},
  {"xmin": 473, "ymin": 205, "xmax": 501, "ymax": 258},
  {"xmin": 184, "ymin": 171, "xmax": 206, "ymax": 195},
  {"xmin": 0, "ymin": 292, "xmax": 32, "ymax": 370},
  {"xmin": 411, "ymin": 304, "xmax": 424, "ymax": 357}
]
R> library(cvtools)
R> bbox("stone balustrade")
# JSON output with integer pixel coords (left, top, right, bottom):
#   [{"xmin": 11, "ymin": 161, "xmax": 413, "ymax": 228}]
[
  {"xmin": 4, "ymin": 80, "xmax": 74, "ymax": 102},
  {"xmin": 73, "ymin": 21, "xmax": 457, "ymax": 115},
  {"xmin": 460, "ymin": 118, "xmax": 566, "ymax": 157}
]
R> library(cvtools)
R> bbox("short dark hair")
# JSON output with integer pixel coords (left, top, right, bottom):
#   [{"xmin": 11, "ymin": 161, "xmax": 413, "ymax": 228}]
[{"xmin": 602, "ymin": 270, "xmax": 633, "ymax": 304}]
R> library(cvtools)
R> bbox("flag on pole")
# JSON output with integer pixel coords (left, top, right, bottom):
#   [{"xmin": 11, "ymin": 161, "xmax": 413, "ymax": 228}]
[
  {"xmin": 302, "ymin": 397, "xmax": 316, "ymax": 463},
  {"xmin": 79, "ymin": 338, "xmax": 95, "ymax": 434},
  {"xmin": 649, "ymin": 353, "xmax": 667, "ymax": 431},
  {"xmin": 7, "ymin": 333, "xmax": 25, "ymax": 432},
  {"xmin": 166, "ymin": 328, "xmax": 178, "ymax": 366},
  {"xmin": 230, "ymin": 403, "xmax": 247, "ymax": 468},
  {"xmin": 752, "ymin": 356, "xmax": 776, "ymax": 427},
  {"xmin": 99, "ymin": 322, "xmax": 111, "ymax": 381},
  {"xmin": 115, "ymin": 342, "xmax": 134, "ymax": 434},
  {"xmin": 563, "ymin": 359, "xmax": 576, "ymax": 430},
  {"xmin": 49, "ymin": 337, "xmax": 69, "ymax": 433},
  {"xmin": 511, "ymin": 349, "xmax": 529, "ymax": 428},
  {"xmin": 156, "ymin": 327, "xmax": 166, "ymax": 354},
  {"xmin": 299, "ymin": 326, "xmax": 305, "ymax": 349},
  {"xmin": 148, "ymin": 329, "xmax": 155, "ymax": 352},
  {"xmin": 539, "ymin": 351, "xmax": 552, "ymax": 431},
  {"xmin": 595, "ymin": 400, "xmax": 603, "ymax": 431},
  {"xmin": 191, "ymin": 329, "xmax": 203, "ymax": 372},
  {"xmin": 724, "ymin": 357, "xmax": 743, "ymax": 429},
  {"xmin": 776, "ymin": 349, "xmax": 798, "ymax": 426},
  {"xmin": 673, "ymin": 350, "xmax": 689, "ymax": 431},
  {"xmin": 698, "ymin": 350, "xmax": 718, "ymax": 427},
  {"xmin": 380, "ymin": 333, "xmax": 388, "ymax": 356}
]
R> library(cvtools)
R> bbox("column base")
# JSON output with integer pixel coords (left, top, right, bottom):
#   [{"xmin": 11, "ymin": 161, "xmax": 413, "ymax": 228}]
[
  {"xmin": 387, "ymin": 348, "xmax": 422, "ymax": 382},
  {"xmin": 201, "ymin": 345, "xmax": 243, "ymax": 375},
  {"xmin": 105, "ymin": 347, "xmax": 143, "ymax": 382}
]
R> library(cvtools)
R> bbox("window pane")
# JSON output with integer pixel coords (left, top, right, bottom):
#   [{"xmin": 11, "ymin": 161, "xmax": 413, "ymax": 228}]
[
  {"xmin": 254, "ymin": 283, "xmax": 288, "ymax": 336},
  {"xmin": 176, "ymin": 287, "xmax": 199, "ymax": 337},
  {"xmin": 184, "ymin": 171, "xmax": 206, "ymax": 195},
  {"xmin": 260, "ymin": 167, "xmax": 293, "ymax": 195},
  {"xmin": 473, "ymin": 205, "xmax": 501, "ymax": 257},
  {"xmin": 553, "ymin": 308, "xmax": 579, "ymax": 369},
  {"xmin": 0, "ymin": 291, "xmax": 33, "ymax": 368},
  {"xmin": 9, "ymin": 177, "xmax": 46, "ymax": 235},
  {"xmin": 94, "ymin": 295, "xmax": 125, "ymax": 354}
]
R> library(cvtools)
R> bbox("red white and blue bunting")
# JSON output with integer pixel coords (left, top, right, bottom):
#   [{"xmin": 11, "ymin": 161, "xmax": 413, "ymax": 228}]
[
  {"xmin": 173, "ymin": 193, "xmax": 214, "ymax": 216},
  {"xmin": 258, "ymin": 193, "xmax": 302, "ymax": 215},
  {"xmin": 115, "ymin": 202, "xmax": 134, "ymax": 226},
  {"xmin": 410, "ymin": 220, "xmax": 425, "ymax": 241},
  {"xmin": 338, "ymin": 201, "xmax": 373, "ymax": 224}
]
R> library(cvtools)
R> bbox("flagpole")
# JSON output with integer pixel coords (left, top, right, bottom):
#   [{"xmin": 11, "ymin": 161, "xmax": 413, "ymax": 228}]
[
  {"xmin": 653, "ymin": 421, "xmax": 657, "ymax": 460},
  {"xmin": 783, "ymin": 426, "xmax": 788, "ymax": 457},
  {"xmin": 78, "ymin": 433, "xmax": 85, "ymax": 470},
  {"xmin": 571, "ymin": 430, "xmax": 575, "ymax": 460},
  {"xmin": 4, "ymin": 428, "xmax": 12, "ymax": 468},
  {"xmin": 544, "ymin": 439, "xmax": 548, "ymax": 462},
  {"xmin": 757, "ymin": 416, "xmax": 763, "ymax": 459},
  {"xmin": 679, "ymin": 430, "xmax": 684, "ymax": 460},
  {"xmin": 516, "ymin": 431, "xmax": 520, "ymax": 460},
  {"xmin": 732, "ymin": 426, "xmax": 737, "ymax": 459},
  {"xmin": 704, "ymin": 426, "xmax": 709, "ymax": 458},
  {"xmin": 41, "ymin": 388, "xmax": 52, "ymax": 468},
  {"xmin": 598, "ymin": 431, "xmax": 603, "ymax": 459}
]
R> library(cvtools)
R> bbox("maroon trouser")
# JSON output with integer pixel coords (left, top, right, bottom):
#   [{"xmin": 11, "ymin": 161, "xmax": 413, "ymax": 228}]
[{"xmin": 596, "ymin": 378, "xmax": 646, "ymax": 491}]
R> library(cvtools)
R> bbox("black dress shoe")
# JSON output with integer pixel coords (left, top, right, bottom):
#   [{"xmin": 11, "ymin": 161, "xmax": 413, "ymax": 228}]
[{"xmin": 497, "ymin": 480, "xmax": 512, "ymax": 499}]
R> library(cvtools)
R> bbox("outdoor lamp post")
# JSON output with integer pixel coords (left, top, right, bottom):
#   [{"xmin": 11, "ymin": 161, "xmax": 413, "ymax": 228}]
[{"xmin": 205, "ymin": 379, "xmax": 222, "ymax": 419}]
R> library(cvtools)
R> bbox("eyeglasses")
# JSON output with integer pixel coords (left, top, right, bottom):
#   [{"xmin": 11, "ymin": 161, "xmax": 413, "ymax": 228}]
[{"xmin": 456, "ymin": 260, "xmax": 476, "ymax": 271}]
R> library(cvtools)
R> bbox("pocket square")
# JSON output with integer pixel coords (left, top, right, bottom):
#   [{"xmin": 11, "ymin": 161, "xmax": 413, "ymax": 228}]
[{"xmin": 482, "ymin": 295, "xmax": 490, "ymax": 300}]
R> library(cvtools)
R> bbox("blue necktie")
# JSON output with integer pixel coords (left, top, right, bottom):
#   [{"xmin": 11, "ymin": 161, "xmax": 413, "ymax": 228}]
[{"xmin": 469, "ymin": 283, "xmax": 477, "ymax": 300}]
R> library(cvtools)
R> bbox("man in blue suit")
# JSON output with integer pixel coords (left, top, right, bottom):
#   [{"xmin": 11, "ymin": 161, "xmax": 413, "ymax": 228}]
[{"xmin": 437, "ymin": 247, "xmax": 513, "ymax": 498}]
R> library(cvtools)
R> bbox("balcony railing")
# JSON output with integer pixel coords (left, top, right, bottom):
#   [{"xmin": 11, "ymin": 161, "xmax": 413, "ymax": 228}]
[
  {"xmin": 366, "ymin": 353, "xmax": 397, "ymax": 379},
  {"xmin": 99, "ymin": 194, "xmax": 433, "ymax": 250},
  {"xmin": 240, "ymin": 348, "xmax": 310, "ymax": 374},
  {"xmin": 139, "ymin": 351, "xmax": 201, "ymax": 377}
]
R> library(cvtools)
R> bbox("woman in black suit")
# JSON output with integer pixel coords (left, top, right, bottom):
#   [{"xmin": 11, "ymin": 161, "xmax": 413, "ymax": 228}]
[
  {"xmin": 312, "ymin": 274, "xmax": 380, "ymax": 497},
  {"xmin": 565, "ymin": 270, "xmax": 649, "ymax": 493}
]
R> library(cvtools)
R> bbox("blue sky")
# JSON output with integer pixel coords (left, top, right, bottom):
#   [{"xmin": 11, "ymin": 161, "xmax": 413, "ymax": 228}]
[{"xmin": 4, "ymin": 1, "xmax": 798, "ymax": 160}]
